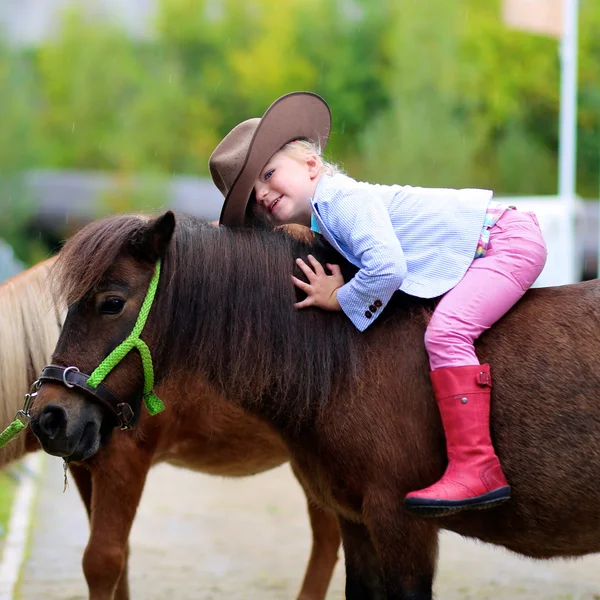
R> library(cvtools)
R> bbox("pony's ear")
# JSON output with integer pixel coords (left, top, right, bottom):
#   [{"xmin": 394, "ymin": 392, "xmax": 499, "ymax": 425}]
[{"xmin": 132, "ymin": 211, "xmax": 176, "ymax": 262}]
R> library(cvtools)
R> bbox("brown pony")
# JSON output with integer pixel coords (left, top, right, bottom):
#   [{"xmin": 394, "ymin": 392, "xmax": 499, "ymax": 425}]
[
  {"xmin": 29, "ymin": 210, "xmax": 600, "ymax": 599},
  {"xmin": 0, "ymin": 258, "xmax": 340, "ymax": 600}
]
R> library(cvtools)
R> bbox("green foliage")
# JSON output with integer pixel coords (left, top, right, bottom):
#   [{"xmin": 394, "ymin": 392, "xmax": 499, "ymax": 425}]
[
  {"xmin": 0, "ymin": 40, "xmax": 41, "ymax": 263},
  {"xmin": 0, "ymin": 0, "xmax": 599, "ymax": 265},
  {"xmin": 358, "ymin": 0, "xmax": 598, "ymax": 195},
  {"xmin": 578, "ymin": 0, "xmax": 600, "ymax": 197},
  {"xmin": 293, "ymin": 0, "xmax": 392, "ymax": 162},
  {"xmin": 155, "ymin": 0, "xmax": 391, "ymax": 171},
  {"xmin": 94, "ymin": 174, "xmax": 170, "ymax": 217},
  {"xmin": 0, "ymin": 471, "xmax": 17, "ymax": 543},
  {"xmin": 360, "ymin": 0, "xmax": 487, "ymax": 188},
  {"xmin": 34, "ymin": 8, "xmax": 210, "ymax": 174}
]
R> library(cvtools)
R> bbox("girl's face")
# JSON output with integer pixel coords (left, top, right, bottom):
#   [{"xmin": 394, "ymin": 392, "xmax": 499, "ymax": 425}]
[{"xmin": 253, "ymin": 150, "xmax": 321, "ymax": 226}]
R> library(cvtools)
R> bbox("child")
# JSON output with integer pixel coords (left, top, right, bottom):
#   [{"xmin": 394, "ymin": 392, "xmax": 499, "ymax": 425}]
[{"xmin": 209, "ymin": 92, "xmax": 547, "ymax": 517}]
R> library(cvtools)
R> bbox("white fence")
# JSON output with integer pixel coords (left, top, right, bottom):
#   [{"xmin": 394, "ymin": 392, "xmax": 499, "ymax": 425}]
[{"xmin": 497, "ymin": 196, "xmax": 586, "ymax": 288}]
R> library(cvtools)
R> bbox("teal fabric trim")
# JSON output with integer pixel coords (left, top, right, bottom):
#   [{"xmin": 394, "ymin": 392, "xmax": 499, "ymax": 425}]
[{"xmin": 310, "ymin": 212, "xmax": 320, "ymax": 233}]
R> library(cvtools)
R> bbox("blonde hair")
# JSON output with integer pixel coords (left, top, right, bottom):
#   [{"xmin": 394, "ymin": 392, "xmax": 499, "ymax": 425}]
[{"xmin": 279, "ymin": 139, "xmax": 343, "ymax": 176}]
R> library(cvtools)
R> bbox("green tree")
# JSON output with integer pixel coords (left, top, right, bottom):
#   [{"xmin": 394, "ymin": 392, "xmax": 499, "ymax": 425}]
[
  {"xmin": 15, "ymin": 0, "xmax": 600, "ymax": 201},
  {"xmin": 359, "ymin": 0, "xmax": 488, "ymax": 188},
  {"xmin": 0, "ymin": 39, "xmax": 43, "ymax": 264},
  {"xmin": 359, "ymin": 0, "xmax": 600, "ymax": 197},
  {"xmin": 578, "ymin": 0, "xmax": 600, "ymax": 197},
  {"xmin": 35, "ymin": 7, "xmax": 218, "ymax": 176},
  {"xmin": 156, "ymin": 0, "xmax": 391, "ymax": 172}
]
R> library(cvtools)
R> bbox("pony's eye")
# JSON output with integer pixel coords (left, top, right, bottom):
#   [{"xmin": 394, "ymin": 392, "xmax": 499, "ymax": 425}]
[{"xmin": 100, "ymin": 297, "xmax": 125, "ymax": 315}]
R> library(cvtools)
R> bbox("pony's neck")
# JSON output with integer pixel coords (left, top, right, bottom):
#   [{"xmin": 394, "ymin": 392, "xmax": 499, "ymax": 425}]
[{"xmin": 154, "ymin": 223, "xmax": 360, "ymax": 430}]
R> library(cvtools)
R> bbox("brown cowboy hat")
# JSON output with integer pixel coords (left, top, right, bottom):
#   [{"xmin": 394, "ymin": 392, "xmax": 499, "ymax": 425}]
[{"xmin": 209, "ymin": 92, "xmax": 331, "ymax": 227}]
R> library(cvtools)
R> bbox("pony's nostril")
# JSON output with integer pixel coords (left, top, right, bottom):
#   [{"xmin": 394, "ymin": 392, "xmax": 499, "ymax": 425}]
[{"xmin": 39, "ymin": 405, "xmax": 68, "ymax": 440}]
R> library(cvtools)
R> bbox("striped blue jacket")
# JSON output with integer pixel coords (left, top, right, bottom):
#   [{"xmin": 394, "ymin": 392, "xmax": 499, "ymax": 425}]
[{"xmin": 310, "ymin": 174, "xmax": 492, "ymax": 332}]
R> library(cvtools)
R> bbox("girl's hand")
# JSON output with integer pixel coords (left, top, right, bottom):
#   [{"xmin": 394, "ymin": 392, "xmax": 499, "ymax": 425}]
[{"xmin": 292, "ymin": 255, "xmax": 344, "ymax": 311}]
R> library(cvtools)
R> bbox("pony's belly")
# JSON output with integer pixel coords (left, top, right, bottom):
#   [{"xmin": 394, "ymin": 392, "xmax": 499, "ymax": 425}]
[
  {"xmin": 153, "ymin": 393, "xmax": 291, "ymax": 477},
  {"xmin": 163, "ymin": 442, "xmax": 289, "ymax": 477},
  {"xmin": 157, "ymin": 415, "xmax": 290, "ymax": 478},
  {"xmin": 443, "ymin": 510, "xmax": 600, "ymax": 559}
]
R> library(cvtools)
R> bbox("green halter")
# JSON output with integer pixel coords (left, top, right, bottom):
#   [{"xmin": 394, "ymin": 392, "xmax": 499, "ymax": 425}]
[
  {"xmin": 0, "ymin": 261, "xmax": 164, "ymax": 449},
  {"xmin": 86, "ymin": 260, "xmax": 165, "ymax": 416}
]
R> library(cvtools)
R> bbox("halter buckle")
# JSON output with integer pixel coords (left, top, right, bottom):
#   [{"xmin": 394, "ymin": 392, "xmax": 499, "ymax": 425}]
[
  {"xmin": 21, "ymin": 379, "xmax": 41, "ymax": 418},
  {"xmin": 15, "ymin": 409, "xmax": 30, "ymax": 426},
  {"xmin": 117, "ymin": 403, "xmax": 135, "ymax": 430},
  {"xmin": 62, "ymin": 366, "xmax": 80, "ymax": 388}
]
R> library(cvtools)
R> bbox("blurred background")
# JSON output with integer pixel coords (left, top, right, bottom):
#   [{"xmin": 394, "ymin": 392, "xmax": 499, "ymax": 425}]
[
  {"xmin": 0, "ymin": 0, "xmax": 598, "ymax": 278},
  {"xmin": 1, "ymin": 4, "xmax": 600, "ymax": 598}
]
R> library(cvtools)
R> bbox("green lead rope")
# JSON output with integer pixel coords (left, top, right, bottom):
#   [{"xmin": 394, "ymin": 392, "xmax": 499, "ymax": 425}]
[
  {"xmin": 0, "ymin": 260, "xmax": 165, "ymax": 450},
  {"xmin": 86, "ymin": 260, "xmax": 165, "ymax": 416},
  {"xmin": 0, "ymin": 419, "xmax": 25, "ymax": 449},
  {"xmin": 0, "ymin": 381, "xmax": 38, "ymax": 450}
]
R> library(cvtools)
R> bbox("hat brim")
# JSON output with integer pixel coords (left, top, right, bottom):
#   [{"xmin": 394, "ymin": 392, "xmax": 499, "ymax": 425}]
[{"xmin": 219, "ymin": 92, "xmax": 331, "ymax": 227}]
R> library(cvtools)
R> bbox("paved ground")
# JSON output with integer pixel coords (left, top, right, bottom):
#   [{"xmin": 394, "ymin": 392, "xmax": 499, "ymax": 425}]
[{"xmin": 14, "ymin": 456, "xmax": 600, "ymax": 599}]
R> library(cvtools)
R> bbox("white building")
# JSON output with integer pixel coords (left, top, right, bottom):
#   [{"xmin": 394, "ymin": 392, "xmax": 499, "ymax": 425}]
[{"xmin": 0, "ymin": 0, "xmax": 156, "ymax": 45}]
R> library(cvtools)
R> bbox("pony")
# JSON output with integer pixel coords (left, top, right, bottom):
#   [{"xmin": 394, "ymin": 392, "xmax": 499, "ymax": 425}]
[
  {"xmin": 0, "ymin": 258, "xmax": 340, "ymax": 600},
  {"xmin": 28, "ymin": 209, "xmax": 600, "ymax": 599}
]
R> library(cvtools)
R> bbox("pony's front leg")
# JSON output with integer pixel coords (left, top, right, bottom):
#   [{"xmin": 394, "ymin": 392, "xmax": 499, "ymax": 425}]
[
  {"xmin": 112, "ymin": 544, "xmax": 130, "ymax": 600},
  {"xmin": 338, "ymin": 517, "xmax": 385, "ymax": 599},
  {"xmin": 82, "ymin": 451, "xmax": 151, "ymax": 600},
  {"xmin": 364, "ymin": 495, "xmax": 438, "ymax": 599},
  {"xmin": 70, "ymin": 463, "xmax": 92, "ymax": 519},
  {"xmin": 69, "ymin": 463, "xmax": 131, "ymax": 599}
]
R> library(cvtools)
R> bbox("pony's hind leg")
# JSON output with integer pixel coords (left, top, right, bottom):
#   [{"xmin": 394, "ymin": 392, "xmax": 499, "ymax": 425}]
[
  {"xmin": 297, "ymin": 500, "xmax": 341, "ymax": 600},
  {"xmin": 291, "ymin": 463, "xmax": 341, "ymax": 600},
  {"xmin": 338, "ymin": 517, "xmax": 385, "ymax": 600},
  {"xmin": 364, "ymin": 495, "xmax": 438, "ymax": 599}
]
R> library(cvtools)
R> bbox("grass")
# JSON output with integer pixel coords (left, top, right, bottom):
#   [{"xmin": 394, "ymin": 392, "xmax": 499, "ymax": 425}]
[{"xmin": 0, "ymin": 470, "xmax": 18, "ymax": 543}]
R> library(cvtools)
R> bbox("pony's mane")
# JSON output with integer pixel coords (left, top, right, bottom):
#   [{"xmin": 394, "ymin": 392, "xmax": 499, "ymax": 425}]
[
  {"xmin": 54, "ymin": 213, "xmax": 371, "ymax": 425},
  {"xmin": 52, "ymin": 214, "xmax": 155, "ymax": 306},
  {"xmin": 0, "ymin": 258, "xmax": 65, "ymax": 467}
]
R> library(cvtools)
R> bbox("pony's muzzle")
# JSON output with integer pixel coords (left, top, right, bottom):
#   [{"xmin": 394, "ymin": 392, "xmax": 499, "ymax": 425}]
[
  {"xmin": 30, "ymin": 394, "xmax": 105, "ymax": 461},
  {"xmin": 38, "ymin": 404, "xmax": 68, "ymax": 440}
]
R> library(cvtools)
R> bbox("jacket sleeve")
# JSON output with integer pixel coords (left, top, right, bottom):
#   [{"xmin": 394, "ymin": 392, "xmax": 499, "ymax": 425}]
[{"xmin": 321, "ymin": 189, "xmax": 406, "ymax": 332}]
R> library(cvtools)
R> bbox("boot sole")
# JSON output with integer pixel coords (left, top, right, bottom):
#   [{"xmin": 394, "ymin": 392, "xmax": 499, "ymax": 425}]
[{"xmin": 404, "ymin": 486, "xmax": 511, "ymax": 518}]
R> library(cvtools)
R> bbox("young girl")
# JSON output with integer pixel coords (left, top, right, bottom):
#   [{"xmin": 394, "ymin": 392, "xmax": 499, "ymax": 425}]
[{"xmin": 209, "ymin": 92, "xmax": 547, "ymax": 517}]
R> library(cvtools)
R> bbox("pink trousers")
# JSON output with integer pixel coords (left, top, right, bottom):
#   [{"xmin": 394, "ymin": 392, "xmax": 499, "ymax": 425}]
[{"xmin": 424, "ymin": 209, "xmax": 548, "ymax": 370}]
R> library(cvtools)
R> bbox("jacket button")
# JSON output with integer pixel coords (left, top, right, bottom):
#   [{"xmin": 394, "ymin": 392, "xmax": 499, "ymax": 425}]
[
  {"xmin": 374, "ymin": 299, "xmax": 383, "ymax": 307},
  {"xmin": 365, "ymin": 310, "xmax": 372, "ymax": 319},
  {"xmin": 369, "ymin": 305, "xmax": 377, "ymax": 312}
]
